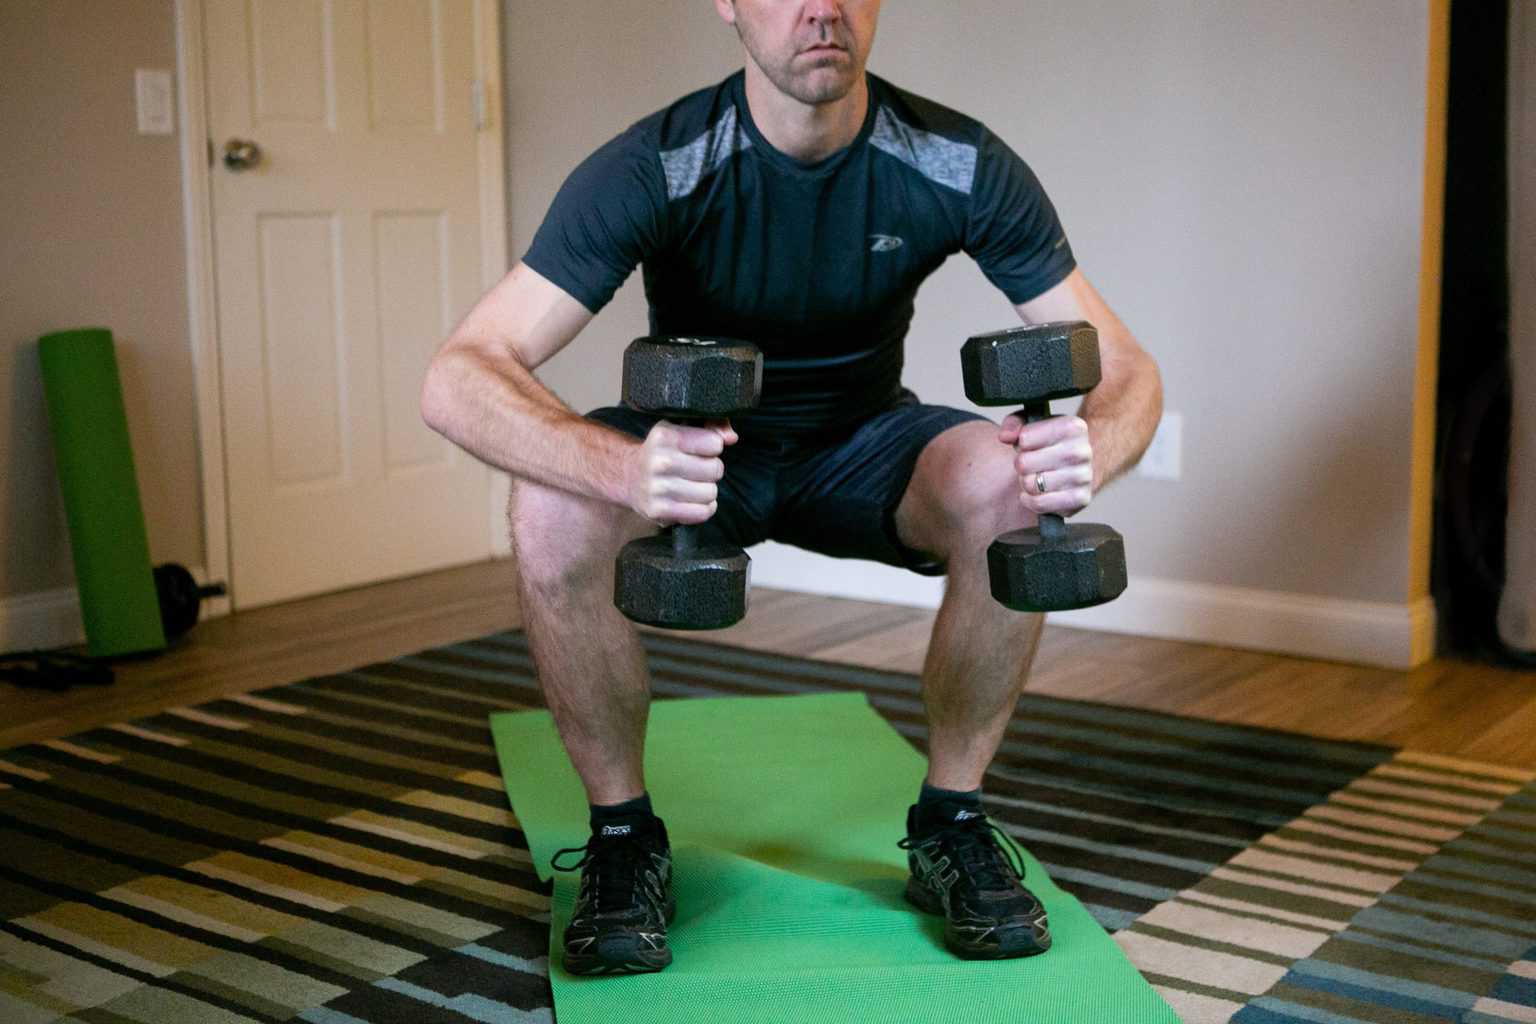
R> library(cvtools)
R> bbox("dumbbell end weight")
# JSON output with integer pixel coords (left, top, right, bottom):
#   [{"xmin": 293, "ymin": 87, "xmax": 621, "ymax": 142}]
[
  {"xmin": 984, "ymin": 394, "xmax": 1128, "ymax": 611},
  {"xmin": 621, "ymin": 337, "xmax": 764, "ymax": 419},
  {"xmin": 614, "ymin": 530, "xmax": 751, "ymax": 630},
  {"xmin": 987, "ymin": 523, "xmax": 1127, "ymax": 613}
]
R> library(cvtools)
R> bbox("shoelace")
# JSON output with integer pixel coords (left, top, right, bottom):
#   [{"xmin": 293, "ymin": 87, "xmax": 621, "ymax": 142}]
[
  {"xmin": 551, "ymin": 833, "xmax": 661, "ymax": 915},
  {"xmin": 899, "ymin": 816, "xmax": 1027, "ymax": 892}
]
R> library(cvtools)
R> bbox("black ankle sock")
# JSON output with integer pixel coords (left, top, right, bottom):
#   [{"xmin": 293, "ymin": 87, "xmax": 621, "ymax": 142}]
[
  {"xmin": 914, "ymin": 782, "xmax": 984, "ymax": 832},
  {"xmin": 589, "ymin": 793, "xmax": 656, "ymax": 836}
]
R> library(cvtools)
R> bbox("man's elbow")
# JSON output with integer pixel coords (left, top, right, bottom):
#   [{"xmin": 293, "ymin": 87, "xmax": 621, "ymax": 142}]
[
  {"xmin": 1111, "ymin": 324, "xmax": 1161, "ymax": 404},
  {"xmin": 419, "ymin": 346, "xmax": 464, "ymax": 438},
  {"xmin": 1140, "ymin": 349, "xmax": 1164, "ymax": 419}
]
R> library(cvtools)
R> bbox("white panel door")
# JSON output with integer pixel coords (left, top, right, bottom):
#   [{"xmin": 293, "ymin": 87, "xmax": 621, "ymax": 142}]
[{"xmin": 206, "ymin": 0, "xmax": 495, "ymax": 608}]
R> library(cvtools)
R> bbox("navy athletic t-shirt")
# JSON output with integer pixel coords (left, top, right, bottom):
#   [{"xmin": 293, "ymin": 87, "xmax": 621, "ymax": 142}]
[{"xmin": 524, "ymin": 70, "xmax": 1076, "ymax": 439}]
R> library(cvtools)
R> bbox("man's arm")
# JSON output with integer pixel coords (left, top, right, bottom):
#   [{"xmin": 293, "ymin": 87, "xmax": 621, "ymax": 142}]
[
  {"xmin": 420, "ymin": 261, "xmax": 630, "ymax": 502},
  {"xmin": 421, "ymin": 262, "xmax": 732, "ymax": 524},
  {"xmin": 1003, "ymin": 268, "xmax": 1163, "ymax": 515}
]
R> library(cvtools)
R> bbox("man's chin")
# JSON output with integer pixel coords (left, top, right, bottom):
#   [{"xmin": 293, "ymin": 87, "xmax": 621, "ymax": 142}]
[{"xmin": 786, "ymin": 67, "xmax": 859, "ymax": 105}]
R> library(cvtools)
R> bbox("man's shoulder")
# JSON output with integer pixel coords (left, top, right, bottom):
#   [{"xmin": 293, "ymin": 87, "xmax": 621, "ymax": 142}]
[
  {"xmin": 568, "ymin": 72, "xmax": 743, "ymax": 196},
  {"xmin": 867, "ymin": 74, "xmax": 988, "ymax": 146},
  {"xmin": 865, "ymin": 75, "xmax": 990, "ymax": 196},
  {"xmin": 628, "ymin": 71, "xmax": 744, "ymax": 152}
]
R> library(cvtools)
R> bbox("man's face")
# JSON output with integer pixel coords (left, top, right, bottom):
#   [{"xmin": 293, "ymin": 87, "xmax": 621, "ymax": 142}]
[{"xmin": 717, "ymin": 0, "xmax": 881, "ymax": 106}]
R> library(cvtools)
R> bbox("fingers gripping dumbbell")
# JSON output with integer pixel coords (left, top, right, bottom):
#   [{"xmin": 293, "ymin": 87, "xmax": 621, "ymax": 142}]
[
  {"xmin": 961, "ymin": 321, "xmax": 1128, "ymax": 612},
  {"xmin": 613, "ymin": 337, "xmax": 763, "ymax": 630}
]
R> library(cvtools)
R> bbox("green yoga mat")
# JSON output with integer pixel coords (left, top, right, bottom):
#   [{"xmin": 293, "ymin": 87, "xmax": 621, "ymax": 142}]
[
  {"xmin": 38, "ymin": 327, "xmax": 166, "ymax": 657},
  {"xmin": 491, "ymin": 692, "xmax": 1177, "ymax": 1024}
]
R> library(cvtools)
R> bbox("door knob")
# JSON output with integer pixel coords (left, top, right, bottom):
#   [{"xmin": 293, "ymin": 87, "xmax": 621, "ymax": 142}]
[{"xmin": 222, "ymin": 138, "xmax": 263, "ymax": 171}]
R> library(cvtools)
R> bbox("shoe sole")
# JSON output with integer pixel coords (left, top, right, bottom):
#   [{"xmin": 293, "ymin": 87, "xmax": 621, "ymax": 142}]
[
  {"xmin": 562, "ymin": 895, "xmax": 677, "ymax": 976},
  {"xmin": 904, "ymin": 878, "xmax": 1052, "ymax": 960},
  {"xmin": 562, "ymin": 950, "xmax": 672, "ymax": 975}
]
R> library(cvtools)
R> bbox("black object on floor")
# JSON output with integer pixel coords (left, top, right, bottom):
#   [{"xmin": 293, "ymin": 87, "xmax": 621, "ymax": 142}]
[
  {"xmin": 153, "ymin": 563, "xmax": 227, "ymax": 641},
  {"xmin": 0, "ymin": 649, "xmax": 114, "ymax": 690}
]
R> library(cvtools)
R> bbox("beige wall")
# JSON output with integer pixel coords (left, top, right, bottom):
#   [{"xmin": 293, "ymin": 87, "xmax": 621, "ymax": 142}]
[
  {"xmin": 511, "ymin": 0, "xmax": 1434, "ymax": 608},
  {"xmin": 0, "ymin": 0, "xmax": 202, "ymax": 601},
  {"xmin": 0, "ymin": 0, "xmax": 1442, "ymax": 660}
]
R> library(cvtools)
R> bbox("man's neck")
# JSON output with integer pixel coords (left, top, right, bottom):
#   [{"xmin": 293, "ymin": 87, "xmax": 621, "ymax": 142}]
[{"xmin": 742, "ymin": 65, "xmax": 869, "ymax": 165}]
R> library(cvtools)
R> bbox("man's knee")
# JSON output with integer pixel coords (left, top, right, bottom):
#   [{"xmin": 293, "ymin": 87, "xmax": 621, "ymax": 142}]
[
  {"xmin": 898, "ymin": 423, "xmax": 1033, "ymax": 560},
  {"xmin": 939, "ymin": 459, "xmax": 1032, "ymax": 542},
  {"xmin": 508, "ymin": 480, "xmax": 647, "ymax": 592}
]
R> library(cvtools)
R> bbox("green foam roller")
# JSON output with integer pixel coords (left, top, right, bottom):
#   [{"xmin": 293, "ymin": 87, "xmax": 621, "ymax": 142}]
[{"xmin": 39, "ymin": 327, "xmax": 166, "ymax": 657}]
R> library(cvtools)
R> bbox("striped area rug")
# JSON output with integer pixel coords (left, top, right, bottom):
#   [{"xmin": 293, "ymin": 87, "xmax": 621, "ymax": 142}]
[{"xmin": 0, "ymin": 630, "xmax": 1531, "ymax": 1024}]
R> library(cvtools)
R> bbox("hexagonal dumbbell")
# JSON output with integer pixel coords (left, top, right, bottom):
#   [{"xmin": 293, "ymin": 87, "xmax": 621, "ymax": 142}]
[
  {"xmin": 613, "ymin": 336, "xmax": 763, "ymax": 629},
  {"xmin": 961, "ymin": 321, "xmax": 1128, "ymax": 612}
]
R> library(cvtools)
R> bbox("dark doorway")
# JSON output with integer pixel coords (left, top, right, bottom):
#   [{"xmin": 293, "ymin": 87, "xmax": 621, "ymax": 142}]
[{"xmin": 1432, "ymin": 0, "xmax": 1528, "ymax": 664}]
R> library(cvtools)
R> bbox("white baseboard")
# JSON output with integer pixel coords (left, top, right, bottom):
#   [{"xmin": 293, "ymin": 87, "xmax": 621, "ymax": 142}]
[
  {"xmin": 0, "ymin": 564, "xmax": 216, "ymax": 654},
  {"xmin": 6, "ymin": 547, "xmax": 1435, "ymax": 669},
  {"xmin": 749, "ymin": 542, "xmax": 947, "ymax": 607},
  {"xmin": 748, "ymin": 543, "xmax": 1436, "ymax": 670},
  {"xmin": 0, "ymin": 585, "xmax": 85, "ymax": 653},
  {"xmin": 1049, "ymin": 577, "xmax": 1437, "ymax": 670}
]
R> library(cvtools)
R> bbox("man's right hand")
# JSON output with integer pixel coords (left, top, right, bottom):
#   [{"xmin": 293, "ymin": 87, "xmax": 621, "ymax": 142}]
[{"xmin": 626, "ymin": 420, "xmax": 737, "ymax": 525}]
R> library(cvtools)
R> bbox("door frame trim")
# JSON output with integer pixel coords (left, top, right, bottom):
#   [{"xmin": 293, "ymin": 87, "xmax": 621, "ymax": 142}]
[
  {"xmin": 173, "ymin": 0, "xmax": 229, "ymax": 617},
  {"xmin": 173, "ymin": 0, "xmax": 509, "ymax": 612},
  {"xmin": 472, "ymin": 0, "xmax": 514, "ymax": 561}
]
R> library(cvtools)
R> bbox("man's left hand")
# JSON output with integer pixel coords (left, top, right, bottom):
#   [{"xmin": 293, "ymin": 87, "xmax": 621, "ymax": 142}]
[{"xmin": 999, "ymin": 413, "xmax": 1095, "ymax": 518}]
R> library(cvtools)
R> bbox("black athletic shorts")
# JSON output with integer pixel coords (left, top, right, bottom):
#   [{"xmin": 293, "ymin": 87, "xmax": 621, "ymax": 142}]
[{"xmin": 588, "ymin": 390, "xmax": 988, "ymax": 576}]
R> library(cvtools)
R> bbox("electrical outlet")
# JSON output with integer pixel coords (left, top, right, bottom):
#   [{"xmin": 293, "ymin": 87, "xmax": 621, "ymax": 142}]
[{"xmin": 1136, "ymin": 411, "xmax": 1182, "ymax": 481}]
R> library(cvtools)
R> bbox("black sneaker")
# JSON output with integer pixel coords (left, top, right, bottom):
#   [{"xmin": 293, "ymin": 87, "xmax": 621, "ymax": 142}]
[
  {"xmin": 898, "ymin": 804, "xmax": 1051, "ymax": 959},
  {"xmin": 551, "ymin": 818, "xmax": 675, "ymax": 975}
]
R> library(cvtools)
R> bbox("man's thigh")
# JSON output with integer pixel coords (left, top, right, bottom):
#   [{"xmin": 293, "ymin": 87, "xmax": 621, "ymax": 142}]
[{"xmin": 771, "ymin": 394, "xmax": 988, "ymax": 575}]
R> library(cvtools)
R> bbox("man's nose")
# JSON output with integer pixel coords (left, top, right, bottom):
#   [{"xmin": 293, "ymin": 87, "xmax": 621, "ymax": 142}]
[{"xmin": 804, "ymin": 0, "xmax": 843, "ymax": 25}]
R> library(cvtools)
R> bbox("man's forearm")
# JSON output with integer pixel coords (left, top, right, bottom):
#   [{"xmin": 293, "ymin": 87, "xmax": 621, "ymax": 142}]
[
  {"xmin": 1079, "ymin": 348, "xmax": 1163, "ymax": 493},
  {"xmin": 1011, "ymin": 269, "xmax": 1162, "ymax": 494},
  {"xmin": 422, "ymin": 345, "xmax": 637, "ymax": 507}
]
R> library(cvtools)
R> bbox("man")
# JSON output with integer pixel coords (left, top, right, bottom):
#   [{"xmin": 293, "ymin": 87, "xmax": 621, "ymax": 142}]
[{"xmin": 422, "ymin": 0, "xmax": 1162, "ymax": 975}]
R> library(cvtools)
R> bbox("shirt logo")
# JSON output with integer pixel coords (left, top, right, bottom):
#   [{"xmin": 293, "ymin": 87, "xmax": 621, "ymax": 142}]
[{"xmin": 869, "ymin": 234, "xmax": 904, "ymax": 253}]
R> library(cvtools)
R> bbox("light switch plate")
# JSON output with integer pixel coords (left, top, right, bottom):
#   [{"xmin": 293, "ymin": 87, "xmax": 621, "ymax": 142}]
[
  {"xmin": 135, "ymin": 69, "xmax": 175, "ymax": 135},
  {"xmin": 1137, "ymin": 410, "xmax": 1182, "ymax": 481}
]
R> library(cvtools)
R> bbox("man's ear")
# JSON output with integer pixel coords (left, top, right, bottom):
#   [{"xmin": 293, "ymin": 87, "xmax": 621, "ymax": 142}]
[{"xmin": 713, "ymin": 0, "xmax": 737, "ymax": 27}]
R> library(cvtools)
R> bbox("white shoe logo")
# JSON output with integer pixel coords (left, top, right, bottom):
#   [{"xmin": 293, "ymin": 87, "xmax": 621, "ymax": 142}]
[
  {"xmin": 869, "ymin": 234, "xmax": 904, "ymax": 253},
  {"xmin": 954, "ymin": 809, "xmax": 981, "ymax": 821},
  {"xmin": 600, "ymin": 824, "xmax": 632, "ymax": 836}
]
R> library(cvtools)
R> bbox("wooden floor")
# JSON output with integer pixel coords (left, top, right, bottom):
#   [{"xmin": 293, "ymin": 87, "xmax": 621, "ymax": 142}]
[{"xmin": 5, "ymin": 558, "xmax": 1535, "ymax": 767}]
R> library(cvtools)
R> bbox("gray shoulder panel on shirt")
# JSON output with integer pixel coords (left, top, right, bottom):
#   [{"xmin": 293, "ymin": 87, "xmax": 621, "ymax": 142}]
[
  {"xmin": 869, "ymin": 106, "xmax": 977, "ymax": 195},
  {"xmin": 659, "ymin": 106, "xmax": 752, "ymax": 201}
]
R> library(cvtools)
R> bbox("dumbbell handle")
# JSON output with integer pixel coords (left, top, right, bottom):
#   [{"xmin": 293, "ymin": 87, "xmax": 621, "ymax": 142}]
[
  {"xmin": 1020, "ymin": 400, "xmax": 1068, "ymax": 544},
  {"xmin": 662, "ymin": 415, "xmax": 710, "ymax": 557},
  {"xmin": 665, "ymin": 523, "xmax": 699, "ymax": 557}
]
